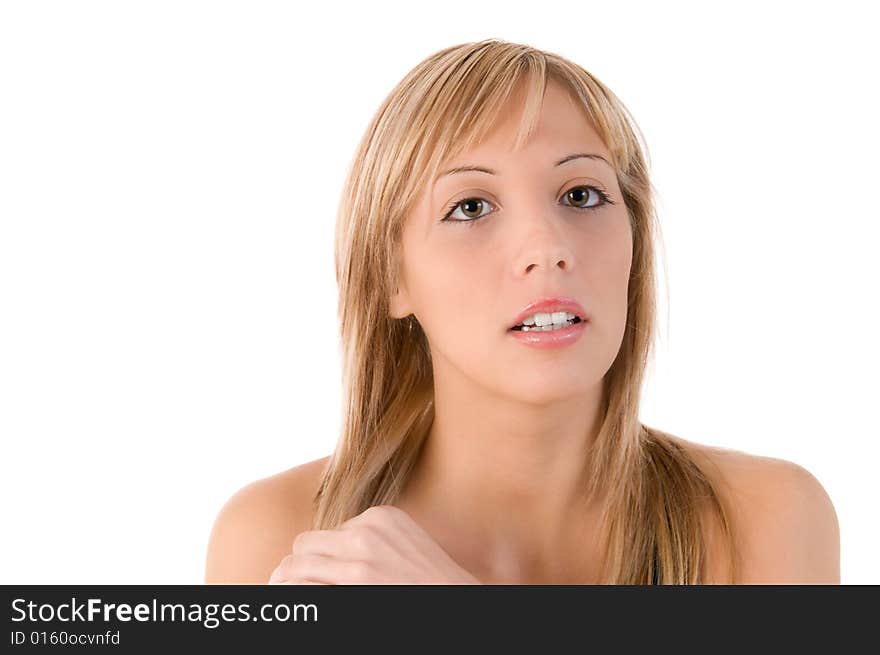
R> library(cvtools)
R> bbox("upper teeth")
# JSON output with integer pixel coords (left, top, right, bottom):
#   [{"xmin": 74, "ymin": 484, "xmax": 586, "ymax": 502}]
[{"xmin": 518, "ymin": 311, "xmax": 577, "ymax": 327}]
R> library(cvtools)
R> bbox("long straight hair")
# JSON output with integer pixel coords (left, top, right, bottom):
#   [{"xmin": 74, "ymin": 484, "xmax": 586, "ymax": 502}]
[{"xmin": 313, "ymin": 39, "xmax": 740, "ymax": 584}]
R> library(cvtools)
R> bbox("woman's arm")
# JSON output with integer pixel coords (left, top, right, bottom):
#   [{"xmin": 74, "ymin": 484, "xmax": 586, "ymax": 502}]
[
  {"xmin": 732, "ymin": 457, "xmax": 840, "ymax": 584},
  {"xmin": 204, "ymin": 460, "xmax": 325, "ymax": 584}
]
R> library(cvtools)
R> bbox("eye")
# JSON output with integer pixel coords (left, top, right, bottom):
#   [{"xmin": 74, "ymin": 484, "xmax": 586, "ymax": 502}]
[
  {"xmin": 561, "ymin": 185, "xmax": 614, "ymax": 211},
  {"xmin": 441, "ymin": 197, "xmax": 495, "ymax": 223},
  {"xmin": 440, "ymin": 185, "xmax": 615, "ymax": 226}
]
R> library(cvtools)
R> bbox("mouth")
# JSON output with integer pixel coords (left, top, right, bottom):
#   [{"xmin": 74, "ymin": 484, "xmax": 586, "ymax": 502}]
[
  {"xmin": 509, "ymin": 315, "xmax": 585, "ymax": 332},
  {"xmin": 506, "ymin": 296, "xmax": 589, "ymax": 333}
]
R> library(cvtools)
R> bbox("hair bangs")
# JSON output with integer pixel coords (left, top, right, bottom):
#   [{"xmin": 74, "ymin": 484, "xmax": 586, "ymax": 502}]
[{"xmin": 420, "ymin": 56, "xmax": 548, "ymax": 188}]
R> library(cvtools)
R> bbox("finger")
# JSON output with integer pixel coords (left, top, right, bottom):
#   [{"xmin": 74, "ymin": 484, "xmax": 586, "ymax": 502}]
[
  {"xmin": 339, "ymin": 505, "xmax": 384, "ymax": 530},
  {"xmin": 293, "ymin": 529, "xmax": 353, "ymax": 559},
  {"xmin": 338, "ymin": 505, "xmax": 412, "ymax": 531},
  {"xmin": 268, "ymin": 553, "xmax": 337, "ymax": 584},
  {"xmin": 341, "ymin": 505, "xmax": 431, "ymax": 552},
  {"xmin": 268, "ymin": 554, "xmax": 294, "ymax": 584},
  {"xmin": 340, "ymin": 505, "xmax": 407, "ymax": 530},
  {"xmin": 270, "ymin": 551, "xmax": 364, "ymax": 585},
  {"xmin": 291, "ymin": 553, "xmax": 376, "ymax": 585},
  {"xmin": 298, "ymin": 525, "xmax": 395, "ymax": 563}
]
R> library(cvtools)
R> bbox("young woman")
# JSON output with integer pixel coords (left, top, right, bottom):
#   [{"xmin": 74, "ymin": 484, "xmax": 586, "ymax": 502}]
[{"xmin": 205, "ymin": 39, "xmax": 839, "ymax": 585}]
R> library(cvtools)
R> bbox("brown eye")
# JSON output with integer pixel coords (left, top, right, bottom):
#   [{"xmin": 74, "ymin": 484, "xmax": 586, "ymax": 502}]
[
  {"xmin": 564, "ymin": 186, "xmax": 601, "ymax": 208},
  {"xmin": 443, "ymin": 197, "xmax": 495, "ymax": 223},
  {"xmin": 459, "ymin": 198, "xmax": 484, "ymax": 219}
]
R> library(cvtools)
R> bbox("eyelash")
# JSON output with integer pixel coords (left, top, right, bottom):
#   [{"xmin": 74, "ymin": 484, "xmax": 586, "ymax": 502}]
[{"xmin": 440, "ymin": 185, "xmax": 616, "ymax": 226}]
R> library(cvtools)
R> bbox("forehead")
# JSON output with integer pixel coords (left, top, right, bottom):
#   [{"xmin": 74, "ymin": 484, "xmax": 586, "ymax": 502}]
[{"xmin": 440, "ymin": 79, "xmax": 610, "ymax": 171}]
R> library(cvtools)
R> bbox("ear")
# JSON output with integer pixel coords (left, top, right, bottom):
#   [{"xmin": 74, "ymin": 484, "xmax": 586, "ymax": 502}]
[{"xmin": 389, "ymin": 279, "xmax": 413, "ymax": 320}]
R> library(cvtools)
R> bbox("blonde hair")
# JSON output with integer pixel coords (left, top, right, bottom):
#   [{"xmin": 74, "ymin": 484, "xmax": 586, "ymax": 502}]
[{"xmin": 313, "ymin": 38, "xmax": 740, "ymax": 584}]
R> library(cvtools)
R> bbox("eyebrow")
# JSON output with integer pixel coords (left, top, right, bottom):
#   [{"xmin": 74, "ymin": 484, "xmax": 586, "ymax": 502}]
[{"xmin": 436, "ymin": 152, "xmax": 613, "ymax": 180}]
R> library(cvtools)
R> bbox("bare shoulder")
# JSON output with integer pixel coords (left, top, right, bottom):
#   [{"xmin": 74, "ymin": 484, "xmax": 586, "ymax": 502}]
[
  {"xmin": 204, "ymin": 455, "xmax": 331, "ymax": 584},
  {"xmin": 667, "ymin": 435, "xmax": 840, "ymax": 584}
]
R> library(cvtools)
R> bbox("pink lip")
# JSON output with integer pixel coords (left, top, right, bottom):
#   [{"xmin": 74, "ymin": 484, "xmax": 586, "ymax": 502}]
[
  {"xmin": 507, "ymin": 318, "xmax": 587, "ymax": 349},
  {"xmin": 507, "ymin": 296, "xmax": 589, "ymax": 330}
]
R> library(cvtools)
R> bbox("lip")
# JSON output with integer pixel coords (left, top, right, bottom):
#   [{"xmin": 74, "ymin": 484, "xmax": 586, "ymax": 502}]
[
  {"xmin": 507, "ymin": 296, "xmax": 589, "ymax": 330},
  {"xmin": 507, "ymin": 318, "xmax": 587, "ymax": 349}
]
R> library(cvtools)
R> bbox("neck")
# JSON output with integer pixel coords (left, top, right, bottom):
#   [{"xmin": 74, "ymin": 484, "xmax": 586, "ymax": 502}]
[{"xmin": 395, "ymin": 355, "xmax": 608, "ymax": 583}]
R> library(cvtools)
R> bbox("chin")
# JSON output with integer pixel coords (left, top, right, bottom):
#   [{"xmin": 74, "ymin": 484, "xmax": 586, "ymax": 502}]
[{"xmin": 504, "ymin": 381, "xmax": 594, "ymax": 407}]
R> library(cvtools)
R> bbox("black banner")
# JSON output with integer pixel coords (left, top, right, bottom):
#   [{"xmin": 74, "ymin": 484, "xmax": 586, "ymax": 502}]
[{"xmin": 2, "ymin": 585, "xmax": 876, "ymax": 651}]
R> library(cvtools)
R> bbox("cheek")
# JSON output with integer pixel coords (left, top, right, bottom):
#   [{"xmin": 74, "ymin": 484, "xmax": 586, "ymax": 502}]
[
  {"xmin": 406, "ymin": 248, "xmax": 502, "ymax": 365},
  {"xmin": 586, "ymin": 222, "xmax": 633, "ymax": 344},
  {"xmin": 409, "ymin": 249, "xmax": 495, "ymax": 326},
  {"xmin": 600, "ymin": 228, "xmax": 633, "ymax": 300},
  {"xmin": 586, "ymin": 212, "xmax": 632, "ymax": 280}
]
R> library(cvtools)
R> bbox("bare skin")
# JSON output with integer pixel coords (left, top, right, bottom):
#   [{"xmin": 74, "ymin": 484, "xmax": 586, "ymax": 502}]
[
  {"xmin": 204, "ymin": 79, "xmax": 840, "ymax": 584},
  {"xmin": 205, "ymin": 440, "xmax": 840, "ymax": 584}
]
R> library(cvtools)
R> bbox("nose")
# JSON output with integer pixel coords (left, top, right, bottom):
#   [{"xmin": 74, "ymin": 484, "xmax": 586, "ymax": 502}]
[
  {"xmin": 509, "ymin": 195, "xmax": 577, "ymax": 278},
  {"xmin": 512, "ymin": 239, "xmax": 574, "ymax": 278},
  {"xmin": 523, "ymin": 254, "xmax": 568, "ymax": 275}
]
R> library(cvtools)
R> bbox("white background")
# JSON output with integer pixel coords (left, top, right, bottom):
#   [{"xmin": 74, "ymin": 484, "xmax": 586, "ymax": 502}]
[{"xmin": 1, "ymin": 1, "xmax": 877, "ymax": 584}]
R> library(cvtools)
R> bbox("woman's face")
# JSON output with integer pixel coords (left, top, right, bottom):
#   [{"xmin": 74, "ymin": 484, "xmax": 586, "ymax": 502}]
[{"xmin": 391, "ymin": 80, "xmax": 633, "ymax": 405}]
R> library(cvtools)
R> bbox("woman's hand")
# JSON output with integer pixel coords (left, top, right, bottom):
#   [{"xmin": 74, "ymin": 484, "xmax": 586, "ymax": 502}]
[{"xmin": 268, "ymin": 504, "xmax": 481, "ymax": 585}]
